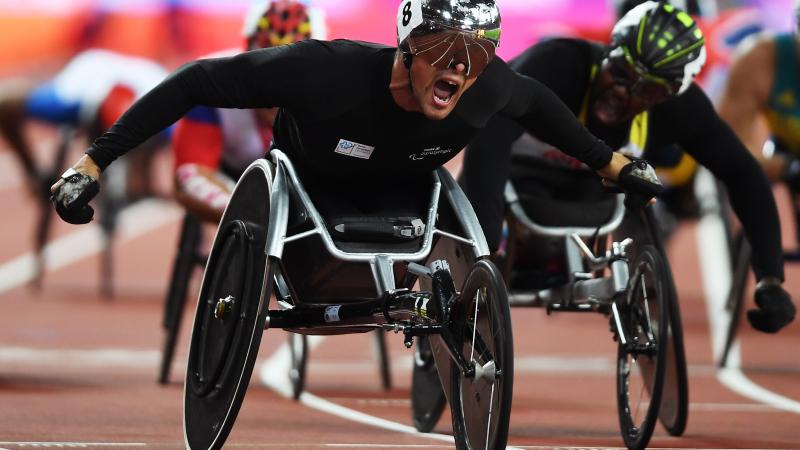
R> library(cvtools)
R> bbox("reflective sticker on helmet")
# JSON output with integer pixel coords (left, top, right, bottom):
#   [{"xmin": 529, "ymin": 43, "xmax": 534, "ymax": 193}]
[{"xmin": 397, "ymin": 0, "xmax": 423, "ymax": 45}]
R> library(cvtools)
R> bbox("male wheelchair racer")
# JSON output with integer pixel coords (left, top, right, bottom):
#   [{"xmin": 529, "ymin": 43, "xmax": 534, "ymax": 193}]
[
  {"xmin": 182, "ymin": 149, "xmax": 514, "ymax": 450},
  {"xmin": 411, "ymin": 155, "xmax": 688, "ymax": 450}
]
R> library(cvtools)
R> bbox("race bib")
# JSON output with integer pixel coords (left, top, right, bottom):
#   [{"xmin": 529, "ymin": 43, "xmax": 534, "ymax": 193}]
[{"xmin": 397, "ymin": 0, "xmax": 423, "ymax": 44}]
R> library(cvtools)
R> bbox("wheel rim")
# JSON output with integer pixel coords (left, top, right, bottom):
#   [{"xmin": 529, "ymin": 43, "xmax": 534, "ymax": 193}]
[
  {"xmin": 183, "ymin": 161, "xmax": 272, "ymax": 450},
  {"xmin": 191, "ymin": 221, "xmax": 252, "ymax": 397},
  {"xmin": 457, "ymin": 285, "xmax": 503, "ymax": 449},
  {"xmin": 617, "ymin": 249, "xmax": 665, "ymax": 448}
]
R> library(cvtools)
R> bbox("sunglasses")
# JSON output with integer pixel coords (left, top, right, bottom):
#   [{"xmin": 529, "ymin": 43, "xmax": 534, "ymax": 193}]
[
  {"xmin": 406, "ymin": 27, "xmax": 500, "ymax": 78},
  {"xmin": 604, "ymin": 56, "xmax": 677, "ymax": 103}
]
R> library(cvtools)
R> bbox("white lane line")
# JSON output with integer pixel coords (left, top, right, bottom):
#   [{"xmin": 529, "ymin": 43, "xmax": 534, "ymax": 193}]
[
  {"xmin": 717, "ymin": 341, "xmax": 800, "ymax": 414},
  {"xmin": 0, "ymin": 199, "xmax": 181, "ymax": 295},
  {"xmin": 694, "ymin": 168, "xmax": 800, "ymax": 414},
  {"xmin": 258, "ymin": 338, "xmax": 531, "ymax": 449},
  {"xmin": 259, "ymin": 338, "xmax": 527, "ymax": 450},
  {"xmin": 0, "ymin": 347, "xmax": 158, "ymax": 367},
  {"xmin": 0, "ymin": 443, "xmax": 146, "ymax": 448}
]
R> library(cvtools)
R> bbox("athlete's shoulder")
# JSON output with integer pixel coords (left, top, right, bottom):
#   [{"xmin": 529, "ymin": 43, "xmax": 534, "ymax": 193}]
[
  {"xmin": 510, "ymin": 38, "xmax": 600, "ymax": 75},
  {"xmin": 653, "ymin": 83, "xmax": 716, "ymax": 124},
  {"xmin": 731, "ymin": 32, "xmax": 776, "ymax": 69}
]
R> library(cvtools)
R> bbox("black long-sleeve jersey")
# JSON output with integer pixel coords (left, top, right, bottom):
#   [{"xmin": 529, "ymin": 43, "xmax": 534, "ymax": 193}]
[
  {"xmin": 86, "ymin": 39, "xmax": 612, "ymax": 183},
  {"xmin": 463, "ymin": 38, "xmax": 784, "ymax": 281}
]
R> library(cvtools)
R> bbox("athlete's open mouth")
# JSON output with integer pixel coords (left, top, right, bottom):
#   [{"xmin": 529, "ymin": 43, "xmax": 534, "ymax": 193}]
[{"xmin": 433, "ymin": 79, "xmax": 459, "ymax": 107}]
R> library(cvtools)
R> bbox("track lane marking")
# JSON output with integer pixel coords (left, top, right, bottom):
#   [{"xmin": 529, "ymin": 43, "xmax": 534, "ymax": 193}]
[
  {"xmin": 0, "ymin": 199, "xmax": 181, "ymax": 295},
  {"xmin": 695, "ymin": 168, "xmax": 800, "ymax": 414},
  {"xmin": 258, "ymin": 338, "xmax": 526, "ymax": 450}
]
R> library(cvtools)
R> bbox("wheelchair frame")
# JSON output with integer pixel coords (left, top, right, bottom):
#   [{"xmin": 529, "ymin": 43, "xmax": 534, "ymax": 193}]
[
  {"xmin": 262, "ymin": 149, "xmax": 488, "ymax": 337},
  {"xmin": 504, "ymin": 181, "xmax": 632, "ymax": 320},
  {"xmin": 184, "ymin": 151, "xmax": 514, "ymax": 450}
]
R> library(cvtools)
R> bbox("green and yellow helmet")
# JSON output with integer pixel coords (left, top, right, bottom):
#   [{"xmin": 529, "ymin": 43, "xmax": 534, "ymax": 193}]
[{"xmin": 610, "ymin": 1, "xmax": 706, "ymax": 95}]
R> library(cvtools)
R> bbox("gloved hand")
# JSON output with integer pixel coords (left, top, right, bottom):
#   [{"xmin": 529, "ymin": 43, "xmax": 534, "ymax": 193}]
[
  {"xmin": 617, "ymin": 159, "xmax": 664, "ymax": 209},
  {"xmin": 748, "ymin": 279, "xmax": 796, "ymax": 333},
  {"xmin": 50, "ymin": 167, "xmax": 100, "ymax": 225}
]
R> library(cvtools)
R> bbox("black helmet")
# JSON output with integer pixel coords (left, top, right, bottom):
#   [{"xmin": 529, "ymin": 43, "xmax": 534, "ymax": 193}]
[{"xmin": 610, "ymin": 1, "xmax": 706, "ymax": 94}]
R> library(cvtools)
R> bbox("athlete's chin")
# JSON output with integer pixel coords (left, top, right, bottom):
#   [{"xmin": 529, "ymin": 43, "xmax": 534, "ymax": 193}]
[{"xmin": 420, "ymin": 94, "xmax": 459, "ymax": 120}]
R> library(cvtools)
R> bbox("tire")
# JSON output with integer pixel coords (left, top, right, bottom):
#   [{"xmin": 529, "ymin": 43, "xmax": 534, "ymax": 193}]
[
  {"xmin": 160, "ymin": 213, "xmax": 203, "ymax": 385},
  {"xmin": 448, "ymin": 260, "xmax": 514, "ymax": 450},
  {"xmin": 183, "ymin": 162, "xmax": 272, "ymax": 450},
  {"xmin": 288, "ymin": 332, "xmax": 308, "ymax": 400},
  {"xmin": 657, "ymin": 263, "xmax": 689, "ymax": 436},
  {"xmin": 411, "ymin": 335, "xmax": 447, "ymax": 432},
  {"xmin": 374, "ymin": 331, "xmax": 393, "ymax": 391},
  {"xmin": 719, "ymin": 234, "xmax": 751, "ymax": 368},
  {"xmin": 616, "ymin": 245, "xmax": 669, "ymax": 450}
]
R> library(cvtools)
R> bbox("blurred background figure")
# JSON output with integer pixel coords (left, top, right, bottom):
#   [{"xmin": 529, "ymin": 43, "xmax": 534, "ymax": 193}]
[
  {"xmin": 0, "ymin": 48, "xmax": 170, "ymax": 294},
  {"xmin": 171, "ymin": 0, "xmax": 322, "ymax": 223},
  {"xmin": 0, "ymin": 49, "xmax": 169, "ymax": 198},
  {"xmin": 717, "ymin": 2, "xmax": 800, "ymax": 186}
]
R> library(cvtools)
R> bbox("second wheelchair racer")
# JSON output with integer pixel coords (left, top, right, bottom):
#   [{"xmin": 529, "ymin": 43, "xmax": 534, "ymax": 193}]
[
  {"xmin": 172, "ymin": 0, "xmax": 318, "ymax": 222},
  {"xmin": 461, "ymin": 1, "xmax": 795, "ymax": 333}
]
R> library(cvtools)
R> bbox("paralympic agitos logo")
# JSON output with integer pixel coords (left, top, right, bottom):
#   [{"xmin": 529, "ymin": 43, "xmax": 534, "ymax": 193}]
[{"xmin": 409, "ymin": 146, "xmax": 453, "ymax": 161}]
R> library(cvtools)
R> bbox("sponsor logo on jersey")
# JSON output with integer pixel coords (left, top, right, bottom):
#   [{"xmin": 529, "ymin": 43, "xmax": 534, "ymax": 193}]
[
  {"xmin": 334, "ymin": 138, "xmax": 375, "ymax": 159},
  {"xmin": 409, "ymin": 145, "xmax": 453, "ymax": 161}
]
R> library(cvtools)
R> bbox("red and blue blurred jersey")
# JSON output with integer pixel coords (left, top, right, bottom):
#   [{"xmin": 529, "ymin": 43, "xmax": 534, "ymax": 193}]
[{"xmin": 172, "ymin": 49, "xmax": 273, "ymax": 176}]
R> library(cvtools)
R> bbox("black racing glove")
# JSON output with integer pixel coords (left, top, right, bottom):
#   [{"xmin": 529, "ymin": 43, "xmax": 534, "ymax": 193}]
[
  {"xmin": 617, "ymin": 159, "xmax": 664, "ymax": 209},
  {"xmin": 748, "ymin": 280, "xmax": 796, "ymax": 333},
  {"xmin": 51, "ymin": 168, "xmax": 100, "ymax": 225}
]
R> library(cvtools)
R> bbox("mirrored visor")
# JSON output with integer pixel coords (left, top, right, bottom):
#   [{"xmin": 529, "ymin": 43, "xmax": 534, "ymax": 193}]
[{"xmin": 406, "ymin": 27, "xmax": 499, "ymax": 77}]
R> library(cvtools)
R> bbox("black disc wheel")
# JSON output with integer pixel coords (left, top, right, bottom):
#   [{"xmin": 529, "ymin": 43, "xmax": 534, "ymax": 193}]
[
  {"xmin": 616, "ymin": 245, "xmax": 669, "ymax": 450},
  {"xmin": 658, "ymin": 265, "xmax": 689, "ymax": 436},
  {"xmin": 183, "ymin": 161, "xmax": 272, "ymax": 450},
  {"xmin": 288, "ymin": 332, "xmax": 308, "ymax": 400},
  {"xmin": 449, "ymin": 260, "xmax": 514, "ymax": 450},
  {"xmin": 411, "ymin": 335, "xmax": 447, "ymax": 432}
]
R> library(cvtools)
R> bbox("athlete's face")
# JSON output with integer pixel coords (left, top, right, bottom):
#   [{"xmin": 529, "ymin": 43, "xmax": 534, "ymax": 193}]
[
  {"xmin": 409, "ymin": 54, "xmax": 478, "ymax": 120},
  {"xmin": 591, "ymin": 57, "xmax": 673, "ymax": 125}
]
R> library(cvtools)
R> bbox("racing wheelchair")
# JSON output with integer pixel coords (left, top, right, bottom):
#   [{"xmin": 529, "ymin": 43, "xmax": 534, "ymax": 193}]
[
  {"xmin": 181, "ymin": 149, "xmax": 514, "ymax": 450},
  {"xmin": 410, "ymin": 159, "xmax": 688, "ymax": 450},
  {"xmin": 159, "ymin": 204, "xmax": 393, "ymax": 397}
]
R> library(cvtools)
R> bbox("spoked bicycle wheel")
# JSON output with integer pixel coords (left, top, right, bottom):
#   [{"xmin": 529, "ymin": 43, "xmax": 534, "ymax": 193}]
[
  {"xmin": 411, "ymin": 335, "xmax": 447, "ymax": 432},
  {"xmin": 448, "ymin": 260, "xmax": 514, "ymax": 450},
  {"xmin": 616, "ymin": 245, "xmax": 669, "ymax": 450},
  {"xmin": 183, "ymin": 161, "xmax": 273, "ymax": 450},
  {"xmin": 288, "ymin": 332, "xmax": 308, "ymax": 400}
]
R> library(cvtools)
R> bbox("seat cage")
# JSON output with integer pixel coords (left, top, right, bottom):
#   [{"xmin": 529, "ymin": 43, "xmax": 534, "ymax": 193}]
[
  {"xmin": 504, "ymin": 180, "xmax": 626, "ymax": 239},
  {"xmin": 265, "ymin": 149, "xmax": 489, "ymax": 295}
]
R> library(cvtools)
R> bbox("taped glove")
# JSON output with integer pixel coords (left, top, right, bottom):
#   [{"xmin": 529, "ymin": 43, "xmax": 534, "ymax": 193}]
[
  {"xmin": 51, "ymin": 168, "xmax": 100, "ymax": 225},
  {"xmin": 617, "ymin": 159, "xmax": 664, "ymax": 209}
]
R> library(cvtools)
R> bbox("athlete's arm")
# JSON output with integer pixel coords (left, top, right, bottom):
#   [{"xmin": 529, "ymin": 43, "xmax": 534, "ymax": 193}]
[
  {"xmin": 675, "ymin": 85, "xmax": 784, "ymax": 281},
  {"xmin": 717, "ymin": 36, "xmax": 784, "ymax": 180},
  {"xmin": 500, "ymin": 68, "xmax": 616, "ymax": 172},
  {"xmin": 85, "ymin": 41, "xmax": 332, "ymax": 171}
]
